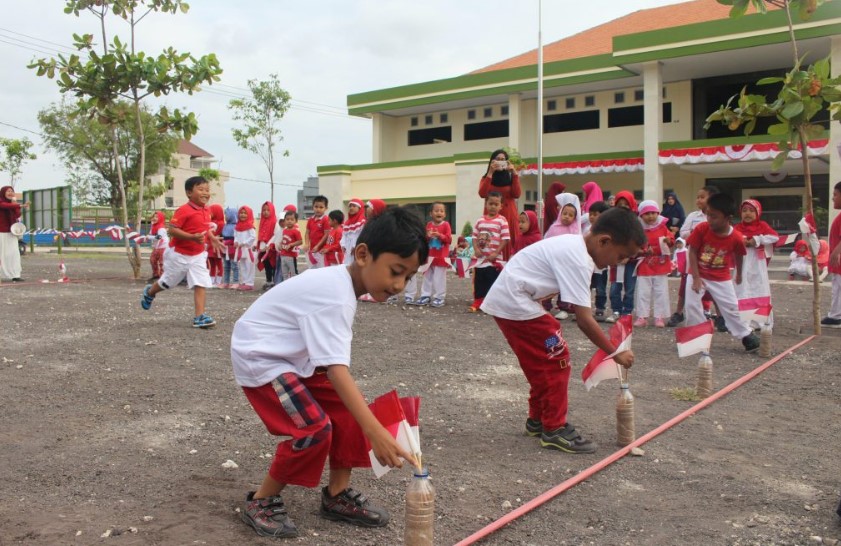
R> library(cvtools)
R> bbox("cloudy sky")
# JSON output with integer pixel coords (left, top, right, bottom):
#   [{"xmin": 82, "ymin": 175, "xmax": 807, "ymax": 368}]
[{"xmin": 0, "ymin": 0, "xmax": 683, "ymax": 212}]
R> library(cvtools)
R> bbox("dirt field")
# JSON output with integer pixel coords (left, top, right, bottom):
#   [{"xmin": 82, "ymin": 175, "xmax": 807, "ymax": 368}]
[{"xmin": 1, "ymin": 251, "xmax": 840, "ymax": 546}]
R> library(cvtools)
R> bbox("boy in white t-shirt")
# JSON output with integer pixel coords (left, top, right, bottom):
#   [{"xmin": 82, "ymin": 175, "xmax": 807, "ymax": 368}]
[
  {"xmin": 231, "ymin": 208, "xmax": 428, "ymax": 538},
  {"xmin": 481, "ymin": 207, "xmax": 644, "ymax": 454}
]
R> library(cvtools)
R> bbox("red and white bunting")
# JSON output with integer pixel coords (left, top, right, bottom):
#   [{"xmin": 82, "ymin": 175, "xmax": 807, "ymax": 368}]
[
  {"xmin": 659, "ymin": 139, "xmax": 829, "ymax": 165},
  {"xmin": 520, "ymin": 157, "xmax": 644, "ymax": 176}
]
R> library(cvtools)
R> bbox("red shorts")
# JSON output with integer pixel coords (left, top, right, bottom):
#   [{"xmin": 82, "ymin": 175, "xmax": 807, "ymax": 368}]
[
  {"xmin": 242, "ymin": 370, "xmax": 370, "ymax": 488},
  {"xmin": 493, "ymin": 314, "xmax": 571, "ymax": 431}
]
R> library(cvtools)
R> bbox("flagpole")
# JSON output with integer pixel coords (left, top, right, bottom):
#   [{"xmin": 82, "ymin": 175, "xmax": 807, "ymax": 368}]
[{"xmin": 536, "ymin": 0, "xmax": 545, "ymax": 233}]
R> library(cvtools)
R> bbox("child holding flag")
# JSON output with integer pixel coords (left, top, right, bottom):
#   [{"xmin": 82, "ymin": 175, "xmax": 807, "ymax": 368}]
[
  {"xmin": 734, "ymin": 199, "xmax": 778, "ymax": 328},
  {"xmin": 685, "ymin": 193, "xmax": 759, "ymax": 352},
  {"xmin": 481, "ymin": 207, "xmax": 644, "ymax": 453},
  {"xmin": 231, "ymin": 208, "xmax": 428, "ymax": 537}
]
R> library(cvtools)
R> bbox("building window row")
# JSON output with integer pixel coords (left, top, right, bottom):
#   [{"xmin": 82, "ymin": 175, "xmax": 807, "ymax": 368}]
[{"xmin": 411, "ymin": 113, "xmax": 450, "ymax": 127}]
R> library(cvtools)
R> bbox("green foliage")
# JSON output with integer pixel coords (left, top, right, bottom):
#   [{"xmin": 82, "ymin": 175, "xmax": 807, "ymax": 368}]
[
  {"xmin": 229, "ymin": 73, "xmax": 291, "ymax": 201},
  {"xmin": 669, "ymin": 387, "xmax": 701, "ymax": 402},
  {"xmin": 198, "ymin": 167, "xmax": 220, "ymax": 181},
  {"xmin": 502, "ymin": 146, "xmax": 527, "ymax": 171},
  {"xmin": 717, "ymin": 0, "xmax": 822, "ymax": 20},
  {"xmin": 0, "ymin": 137, "xmax": 37, "ymax": 185},
  {"xmin": 461, "ymin": 221, "xmax": 473, "ymax": 238}
]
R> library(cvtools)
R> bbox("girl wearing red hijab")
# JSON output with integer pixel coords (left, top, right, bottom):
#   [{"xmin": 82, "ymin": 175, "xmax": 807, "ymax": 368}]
[
  {"xmin": 257, "ymin": 202, "xmax": 280, "ymax": 289},
  {"xmin": 0, "ymin": 186, "xmax": 26, "ymax": 281},
  {"xmin": 479, "ymin": 149, "xmax": 521, "ymax": 259},
  {"xmin": 734, "ymin": 199, "xmax": 779, "ymax": 328},
  {"xmin": 580, "ymin": 181, "xmax": 604, "ymax": 233},
  {"xmin": 235, "ymin": 205, "xmax": 257, "ymax": 291},
  {"xmin": 366, "ymin": 199, "xmax": 387, "ymax": 218},
  {"xmin": 207, "ymin": 204, "xmax": 225, "ymax": 286},
  {"xmin": 542, "ymin": 182, "xmax": 566, "ymax": 235},
  {"xmin": 341, "ymin": 198, "xmax": 366, "ymax": 265},
  {"xmin": 512, "ymin": 210, "xmax": 541, "ymax": 255},
  {"xmin": 149, "ymin": 211, "xmax": 169, "ymax": 281}
]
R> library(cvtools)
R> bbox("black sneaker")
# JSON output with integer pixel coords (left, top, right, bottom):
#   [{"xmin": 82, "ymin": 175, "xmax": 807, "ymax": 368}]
[
  {"xmin": 320, "ymin": 487, "xmax": 389, "ymax": 528},
  {"xmin": 594, "ymin": 309, "xmax": 606, "ymax": 322},
  {"xmin": 540, "ymin": 424, "xmax": 597, "ymax": 454},
  {"xmin": 821, "ymin": 317, "xmax": 841, "ymax": 329},
  {"xmin": 713, "ymin": 315, "xmax": 728, "ymax": 333},
  {"xmin": 525, "ymin": 418, "xmax": 542, "ymax": 437},
  {"xmin": 241, "ymin": 491, "xmax": 298, "ymax": 538},
  {"xmin": 742, "ymin": 332, "xmax": 760, "ymax": 353},
  {"xmin": 665, "ymin": 312, "xmax": 684, "ymax": 328}
]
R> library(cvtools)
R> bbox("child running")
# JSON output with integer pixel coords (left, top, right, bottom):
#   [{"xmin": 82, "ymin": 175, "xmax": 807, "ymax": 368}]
[
  {"xmin": 471, "ymin": 191, "xmax": 510, "ymax": 312},
  {"xmin": 140, "ymin": 176, "xmax": 225, "ymax": 328},
  {"xmin": 235, "ymin": 206, "xmax": 257, "ymax": 291},
  {"xmin": 481, "ymin": 207, "xmax": 644, "ymax": 453},
  {"xmin": 634, "ymin": 200, "xmax": 674, "ymax": 327},
  {"xmin": 148, "ymin": 211, "xmax": 168, "ymax": 282},
  {"xmin": 734, "ymin": 199, "xmax": 779, "ymax": 328},
  {"xmin": 685, "ymin": 193, "xmax": 759, "ymax": 352},
  {"xmin": 321, "ymin": 210, "xmax": 345, "ymax": 267},
  {"xmin": 305, "ymin": 195, "xmax": 330, "ymax": 269},
  {"xmin": 231, "ymin": 207, "xmax": 428, "ymax": 538},
  {"xmin": 821, "ymin": 181, "xmax": 841, "ymax": 328}
]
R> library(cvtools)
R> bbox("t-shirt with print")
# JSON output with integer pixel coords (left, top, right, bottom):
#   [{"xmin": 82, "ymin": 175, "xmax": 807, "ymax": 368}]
[
  {"xmin": 481, "ymin": 235, "xmax": 594, "ymax": 321},
  {"xmin": 686, "ymin": 222, "xmax": 745, "ymax": 282},
  {"xmin": 169, "ymin": 201, "xmax": 210, "ymax": 256},
  {"xmin": 280, "ymin": 227, "xmax": 302, "ymax": 258},
  {"xmin": 427, "ymin": 220, "xmax": 452, "ymax": 267},
  {"xmin": 472, "ymin": 215, "xmax": 510, "ymax": 267},
  {"xmin": 231, "ymin": 265, "xmax": 356, "ymax": 387},
  {"xmin": 307, "ymin": 214, "xmax": 330, "ymax": 250},
  {"xmin": 830, "ymin": 212, "xmax": 841, "ymax": 275},
  {"xmin": 322, "ymin": 226, "xmax": 344, "ymax": 266}
]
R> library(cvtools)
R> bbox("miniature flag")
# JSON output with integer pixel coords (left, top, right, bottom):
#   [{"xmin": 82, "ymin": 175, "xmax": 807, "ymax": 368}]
[
  {"xmin": 775, "ymin": 232, "xmax": 798, "ymax": 247},
  {"xmin": 658, "ymin": 236, "xmax": 671, "ymax": 256},
  {"xmin": 366, "ymin": 391, "xmax": 421, "ymax": 478},
  {"xmin": 416, "ymin": 257, "xmax": 434, "ymax": 275},
  {"xmin": 454, "ymin": 257, "xmax": 479, "ymax": 278},
  {"xmin": 738, "ymin": 296, "xmax": 772, "ymax": 324},
  {"xmin": 582, "ymin": 314, "xmax": 633, "ymax": 391},
  {"xmin": 674, "ymin": 249, "xmax": 687, "ymax": 274},
  {"xmin": 675, "ymin": 320, "xmax": 714, "ymax": 357}
]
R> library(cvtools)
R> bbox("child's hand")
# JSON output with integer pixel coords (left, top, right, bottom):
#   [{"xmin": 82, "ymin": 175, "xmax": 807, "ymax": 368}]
[
  {"xmin": 367, "ymin": 425, "xmax": 417, "ymax": 469},
  {"xmin": 191, "ymin": 231, "xmax": 206, "ymax": 243},
  {"xmin": 614, "ymin": 350, "xmax": 634, "ymax": 369},
  {"xmin": 691, "ymin": 276, "xmax": 704, "ymax": 293},
  {"xmin": 486, "ymin": 251, "xmax": 498, "ymax": 262}
]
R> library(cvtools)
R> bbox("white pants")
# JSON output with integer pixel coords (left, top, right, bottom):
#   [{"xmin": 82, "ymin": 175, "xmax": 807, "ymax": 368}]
[
  {"xmin": 0, "ymin": 233, "xmax": 21, "ymax": 280},
  {"xmin": 829, "ymin": 274, "xmax": 841, "ymax": 320},
  {"xmin": 237, "ymin": 257, "xmax": 255, "ymax": 287},
  {"xmin": 685, "ymin": 274, "xmax": 751, "ymax": 339},
  {"xmin": 309, "ymin": 251, "xmax": 324, "ymax": 269},
  {"xmin": 420, "ymin": 266, "xmax": 447, "ymax": 300},
  {"xmin": 159, "ymin": 249, "xmax": 212, "ymax": 289},
  {"xmin": 635, "ymin": 275, "xmax": 670, "ymax": 319}
]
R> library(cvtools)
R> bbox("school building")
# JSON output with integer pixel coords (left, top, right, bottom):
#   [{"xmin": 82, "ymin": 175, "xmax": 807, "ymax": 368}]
[{"xmin": 317, "ymin": 0, "xmax": 841, "ymax": 236}]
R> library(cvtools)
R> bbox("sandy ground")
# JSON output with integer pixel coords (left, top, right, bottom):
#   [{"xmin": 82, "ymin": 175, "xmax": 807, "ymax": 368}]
[{"xmin": 1, "ymin": 250, "xmax": 840, "ymax": 546}]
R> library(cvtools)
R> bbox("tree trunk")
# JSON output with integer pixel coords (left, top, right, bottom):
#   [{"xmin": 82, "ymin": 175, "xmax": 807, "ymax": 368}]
[
  {"xmin": 132, "ymin": 99, "xmax": 146, "ymax": 282},
  {"xmin": 798, "ymin": 127, "xmax": 821, "ymax": 335},
  {"xmin": 112, "ymin": 132, "xmax": 140, "ymax": 279}
]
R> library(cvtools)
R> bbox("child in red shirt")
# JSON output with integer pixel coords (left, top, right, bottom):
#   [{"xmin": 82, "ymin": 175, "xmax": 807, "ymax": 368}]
[
  {"xmin": 321, "ymin": 210, "xmax": 345, "ymax": 267},
  {"xmin": 821, "ymin": 181, "xmax": 841, "ymax": 328},
  {"xmin": 276, "ymin": 210, "xmax": 303, "ymax": 283},
  {"xmin": 634, "ymin": 200, "xmax": 674, "ymax": 328},
  {"xmin": 140, "ymin": 176, "xmax": 225, "ymax": 328},
  {"xmin": 305, "ymin": 195, "xmax": 330, "ymax": 269},
  {"xmin": 404, "ymin": 202, "xmax": 452, "ymax": 307},
  {"xmin": 686, "ymin": 193, "xmax": 759, "ymax": 352}
]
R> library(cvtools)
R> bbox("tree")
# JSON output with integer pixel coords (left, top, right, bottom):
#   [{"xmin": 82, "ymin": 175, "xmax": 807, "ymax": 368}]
[
  {"xmin": 705, "ymin": 0, "xmax": 840, "ymax": 334},
  {"xmin": 38, "ymin": 99, "xmax": 178, "ymax": 213},
  {"xmin": 229, "ymin": 74, "xmax": 291, "ymax": 204},
  {"xmin": 29, "ymin": 0, "xmax": 223, "ymax": 279},
  {"xmin": 0, "ymin": 137, "xmax": 37, "ymax": 187}
]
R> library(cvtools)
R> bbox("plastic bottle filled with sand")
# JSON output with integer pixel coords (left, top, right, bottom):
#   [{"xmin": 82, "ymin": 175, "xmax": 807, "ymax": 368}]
[
  {"xmin": 616, "ymin": 383, "xmax": 635, "ymax": 446},
  {"xmin": 758, "ymin": 324, "xmax": 773, "ymax": 357},
  {"xmin": 405, "ymin": 468, "xmax": 434, "ymax": 546},
  {"xmin": 696, "ymin": 352, "xmax": 713, "ymax": 399}
]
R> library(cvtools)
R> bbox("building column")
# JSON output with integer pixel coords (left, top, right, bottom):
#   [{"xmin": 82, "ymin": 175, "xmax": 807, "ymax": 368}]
[
  {"xmin": 508, "ymin": 93, "xmax": 522, "ymax": 151},
  {"xmin": 371, "ymin": 113, "xmax": 384, "ymax": 163},
  {"xmin": 643, "ymin": 61, "xmax": 663, "ymax": 203},
  {"xmin": 830, "ymin": 36, "xmax": 841, "ymax": 228}
]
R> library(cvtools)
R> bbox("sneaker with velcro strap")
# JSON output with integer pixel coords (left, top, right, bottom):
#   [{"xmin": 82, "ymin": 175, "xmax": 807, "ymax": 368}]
[
  {"xmin": 140, "ymin": 284, "xmax": 155, "ymax": 310},
  {"xmin": 540, "ymin": 423, "xmax": 597, "ymax": 454},
  {"xmin": 241, "ymin": 491, "xmax": 298, "ymax": 538},
  {"xmin": 192, "ymin": 313, "xmax": 216, "ymax": 329},
  {"xmin": 525, "ymin": 418, "xmax": 542, "ymax": 437},
  {"xmin": 319, "ymin": 487, "xmax": 389, "ymax": 528}
]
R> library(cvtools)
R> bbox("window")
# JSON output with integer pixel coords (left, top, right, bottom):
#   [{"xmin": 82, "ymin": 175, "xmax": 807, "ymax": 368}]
[
  {"xmin": 483, "ymin": 107, "xmax": 493, "ymax": 118},
  {"xmin": 584, "ymin": 95, "xmax": 595, "ymax": 107},
  {"xmin": 410, "ymin": 117, "xmax": 418, "ymax": 127},
  {"xmin": 663, "ymin": 86, "xmax": 667, "ymax": 99},
  {"xmin": 464, "ymin": 120, "xmax": 509, "ymax": 141},
  {"xmin": 439, "ymin": 113, "xmax": 448, "ymax": 123},
  {"xmin": 543, "ymin": 110, "xmax": 600, "ymax": 133},
  {"xmin": 165, "ymin": 197, "xmax": 173, "ymax": 208},
  {"xmin": 608, "ymin": 105, "xmax": 643, "ymax": 127},
  {"xmin": 663, "ymin": 102, "xmax": 672, "ymax": 123},
  {"xmin": 424, "ymin": 114, "xmax": 433, "ymax": 125},
  {"xmin": 500, "ymin": 105, "xmax": 508, "ymax": 116},
  {"xmin": 565, "ymin": 97, "xmax": 575, "ymax": 109},
  {"xmin": 408, "ymin": 126, "xmax": 452, "ymax": 146},
  {"xmin": 547, "ymin": 100, "xmax": 557, "ymax": 111},
  {"xmin": 614, "ymin": 92, "xmax": 625, "ymax": 104},
  {"xmin": 467, "ymin": 109, "xmax": 476, "ymax": 120},
  {"xmin": 634, "ymin": 89, "xmax": 644, "ymax": 102}
]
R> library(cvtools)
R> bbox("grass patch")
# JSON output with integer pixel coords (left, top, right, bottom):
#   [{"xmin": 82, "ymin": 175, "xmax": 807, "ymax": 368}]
[{"xmin": 669, "ymin": 387, "xmax": 700, "ymax": 401}]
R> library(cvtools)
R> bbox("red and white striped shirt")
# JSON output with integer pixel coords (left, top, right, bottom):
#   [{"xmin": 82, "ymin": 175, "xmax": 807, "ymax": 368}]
[{"xmin": 473, "ymin": 215, "xmax": 510, "ymax": 267}]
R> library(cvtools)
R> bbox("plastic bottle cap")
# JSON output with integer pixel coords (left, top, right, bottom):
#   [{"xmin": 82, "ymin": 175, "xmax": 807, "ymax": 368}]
[
  {"xmin": 620, "ymin": 383, "xmax": 630, "ymax": 389},
  {"xmin": 413, "ymin": 468, "xmax": 429, "ymax": 478}
]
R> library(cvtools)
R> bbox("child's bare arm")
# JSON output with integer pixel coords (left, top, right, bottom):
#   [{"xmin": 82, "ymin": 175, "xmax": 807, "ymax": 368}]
[
  {"xmin": 326, "ymin": 365, "xmax": 418, "ymax": 468},
  {"xmin": 574, "ymin": 305, "xmax": 634, "ymax": 368},
  {"xmin": 688, "ymin": 247, "xmax": 704, "ymax": 292},
  {"xmin": 313, "ymin": 232, "xmax": 329, "ymax": 253},
  {"xmin": 733, "ymin": 253, "xmax": 744, "ymax": 285}
]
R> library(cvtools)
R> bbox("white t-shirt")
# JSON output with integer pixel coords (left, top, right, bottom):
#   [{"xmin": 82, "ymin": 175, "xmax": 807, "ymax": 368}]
[
  {"xmin": 680, "ymin": 210, "xmax": 706, "ymax": 240},
  {"xmin": 481, "ymin": 235, "xmax": 595, "ymax": 321},
  {"xmin": 231, "ymin": 265, "xmax": 357, "ymax": 387}
]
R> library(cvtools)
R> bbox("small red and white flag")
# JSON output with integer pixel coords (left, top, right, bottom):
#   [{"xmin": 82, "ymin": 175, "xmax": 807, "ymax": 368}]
[
  {"xmin": 738, "ymin": 296, "xmax": 772, "ymax": 324},
  {"xmin": 581, "ymin": 314, "xmax": 633, "ymax": 391},
  {"xmin": 453, "ymin": 257, "xmax": 480, "ymax": 278},
  {"xmin": 775, "ymin": 232, "xmax": 799, "ymax": 247},
  {"xmin": 675, "ymin": 320, "xmax": 714, "ymax": 358},
  {"xmin": 366, "ymin": 391, "xmax": 421, "ymax": 478}
]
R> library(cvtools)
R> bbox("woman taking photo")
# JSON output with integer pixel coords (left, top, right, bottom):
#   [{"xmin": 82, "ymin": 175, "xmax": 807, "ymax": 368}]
[
  {"xmin": 479, "ymin": 149, "xmax": 521, "ymax": 259},
  {"xmin": 0, "ymin": 186, "xmax": 27, "ymax": 281}
]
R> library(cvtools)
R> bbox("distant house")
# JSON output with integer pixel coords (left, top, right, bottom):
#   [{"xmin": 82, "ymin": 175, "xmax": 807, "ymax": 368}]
[
  {"xmin": 149, "ymin": 140, "xmax": 229, "ymax": 210},
  {"xmin": 318, "ymin": 0, "xmax": 840, "ymax": 234}
]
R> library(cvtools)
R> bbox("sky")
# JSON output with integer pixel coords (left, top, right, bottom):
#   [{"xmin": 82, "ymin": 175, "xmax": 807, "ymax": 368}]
[{"xmin": 0, "ymin": 0, "xmax": 685, "ymax": 213}]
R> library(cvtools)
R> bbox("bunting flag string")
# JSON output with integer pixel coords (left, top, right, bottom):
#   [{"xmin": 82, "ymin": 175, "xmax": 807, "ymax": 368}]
[{"xmin": 17, "ymin": 225, "xmax": 155, "ymax": 245}]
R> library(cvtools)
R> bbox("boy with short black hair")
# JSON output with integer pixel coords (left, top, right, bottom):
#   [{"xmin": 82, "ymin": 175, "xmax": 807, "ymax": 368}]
[
  {"xmin": 232, "ymin": 207, "xmax": 429, "ymax": 538},
  {"xmin": 471, "ymin": 191, "xmax": 510, "ymax": 312},
  {"xmin": 685, "ymin": 192, "xmax": 760, "ymax": 352},
  {"xmin": 321, "ymin": 210, "xmax": 345, "ymax": 267},
  {"xmin": 275, "ymin": 210, "xmax": 302, "ymax": 284},
  {"xmin": 482, "ymin": 207, "xmax": 644, "ymax": 453},
  {"xmin": 306, "ymin": 195, "xmax": 330, "ymax": 269},
  {"xmin": 140, "ymin": 176, "xmax": 224, "ymax": 328},
  {"xmin": 821, "ymin": 181, "xmax": 841, "ymax": 328}
]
